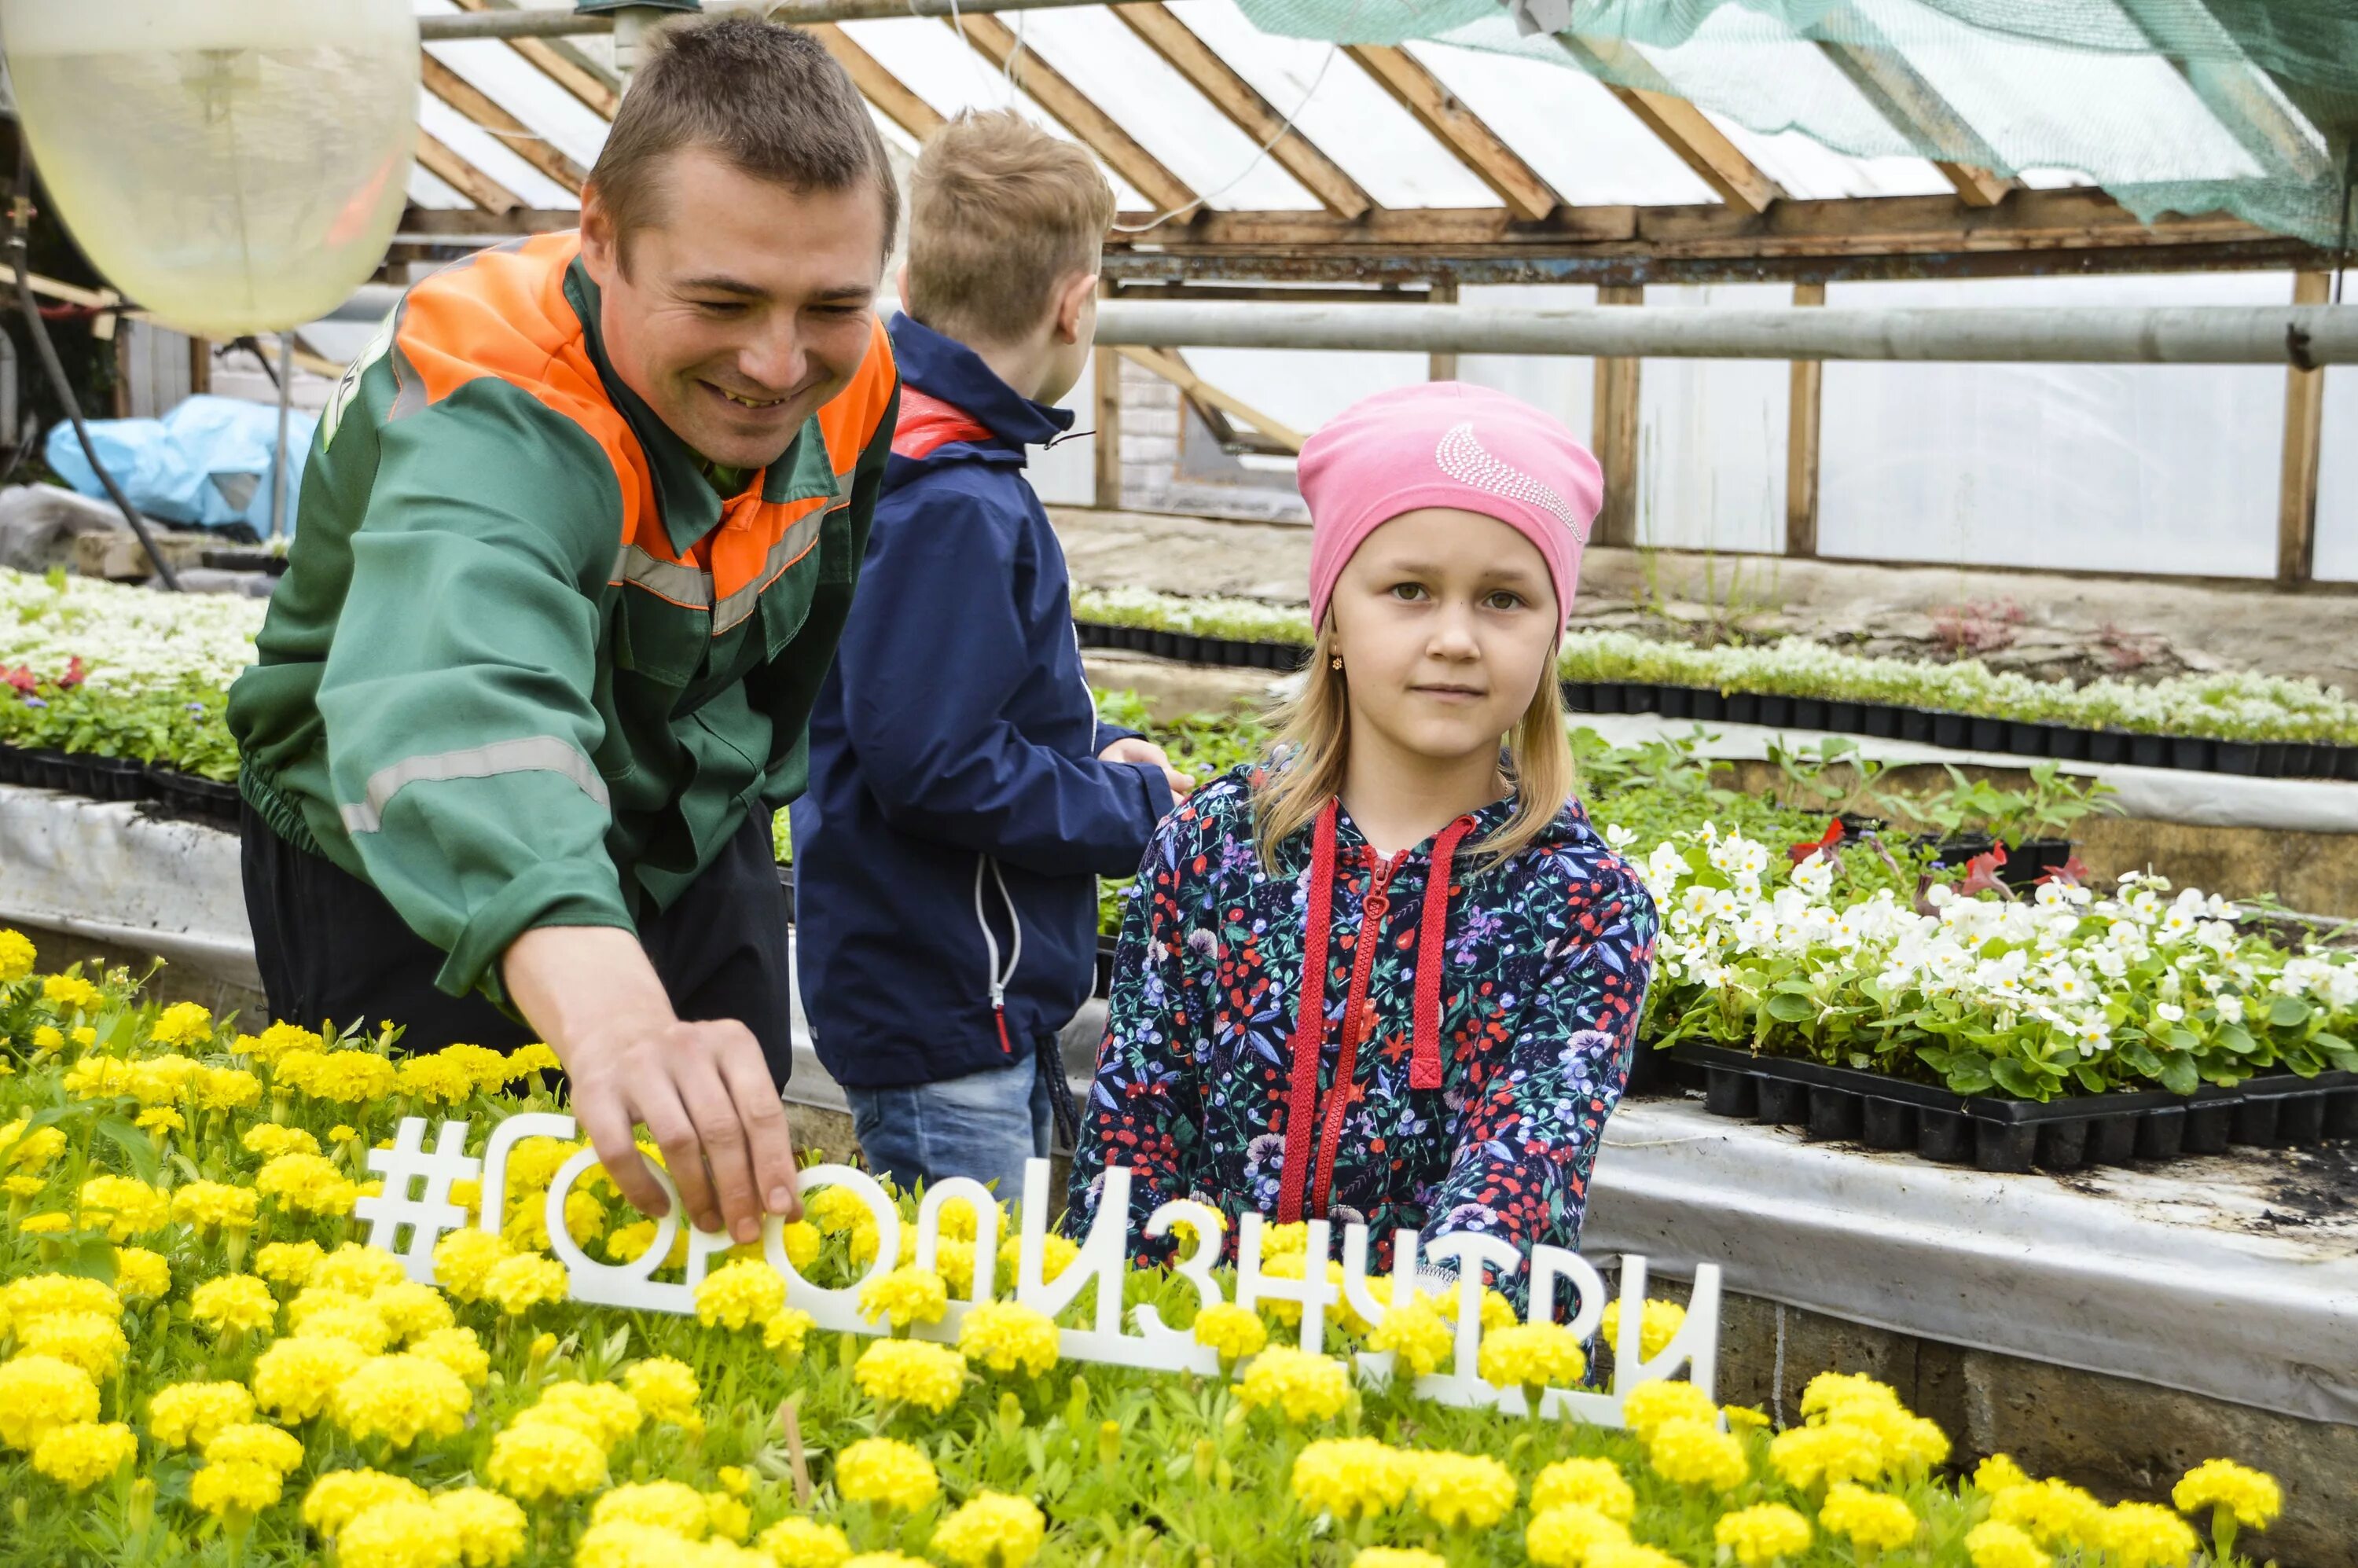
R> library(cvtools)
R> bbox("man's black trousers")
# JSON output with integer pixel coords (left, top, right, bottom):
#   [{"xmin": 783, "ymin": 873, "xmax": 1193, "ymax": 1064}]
[{"xmin": 240, "ymin": 800, "xmax": 796, "ymax": 1083}]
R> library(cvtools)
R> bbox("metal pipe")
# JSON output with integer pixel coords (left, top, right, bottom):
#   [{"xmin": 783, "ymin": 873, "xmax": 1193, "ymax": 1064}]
[
  {"xmin": 1091, "ymin": 299, "xmax": 2358, "ymax": 365},
  {"xmin": 418, "ymin": 0, "xmax": 1142, "ymax": 42},
  {"xmin": 270, "ymin": 334, "xmax": 296, "ymax": 543}
]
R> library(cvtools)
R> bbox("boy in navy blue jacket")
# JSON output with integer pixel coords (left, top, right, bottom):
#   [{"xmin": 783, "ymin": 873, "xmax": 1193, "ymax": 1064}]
[{"xmin": 795, "ymin": 112, "xmax": 1191, "ymax": 1197}]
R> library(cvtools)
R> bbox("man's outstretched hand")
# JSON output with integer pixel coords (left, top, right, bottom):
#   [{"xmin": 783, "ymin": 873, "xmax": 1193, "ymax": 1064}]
[
  {"xmin": 504, "ymin": 926, "xmax": 800, "ymax": 1243},
  {"xmin": 1100, "ymin": 735, "xmax": 1196, "ymax": 800}
]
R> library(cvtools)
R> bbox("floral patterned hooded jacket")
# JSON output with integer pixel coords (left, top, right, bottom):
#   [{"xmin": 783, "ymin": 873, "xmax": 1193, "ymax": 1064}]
[{"xmin": 1065, "ymin": 763, "xmax": 1658, "ymax": 1278}]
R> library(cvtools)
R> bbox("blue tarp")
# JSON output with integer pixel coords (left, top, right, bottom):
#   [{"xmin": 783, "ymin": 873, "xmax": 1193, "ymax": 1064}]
[{"xmin": 46, "ymin": 395, "xmax": 318, "ymax": 534}]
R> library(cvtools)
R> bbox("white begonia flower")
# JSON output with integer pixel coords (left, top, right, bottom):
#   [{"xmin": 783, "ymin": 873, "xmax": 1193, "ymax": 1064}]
[
  {"xmin": 1790, "ymin": 853, "xmax": 1835, "ymax": 901},
  {"xmin": 2153, "ymin": 1001, "xmax": 2184, "ymax": 1022},
  {"xmin": 2215, "ymin": 994, "xmax": 2246, "ymax": 1024},
  {"xmin": 1601, "ymin": 822, "xmax": 1637, "ymax": 852}
]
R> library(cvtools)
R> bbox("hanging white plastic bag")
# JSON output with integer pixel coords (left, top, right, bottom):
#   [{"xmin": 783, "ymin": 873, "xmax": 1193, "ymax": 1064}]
[{"xmin": 2, "ymin": 0, "xmax": 418, "ymax": 336}]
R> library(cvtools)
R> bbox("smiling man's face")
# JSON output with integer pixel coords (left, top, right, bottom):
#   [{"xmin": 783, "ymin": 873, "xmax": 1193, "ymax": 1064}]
[{"xmin": 581, "ymin": 146, "xmax": 888, "ymax": 472}]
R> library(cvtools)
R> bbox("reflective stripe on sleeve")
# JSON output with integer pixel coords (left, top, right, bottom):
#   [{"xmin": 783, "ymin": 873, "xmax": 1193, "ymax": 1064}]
[{"xmin": 340, "ymin": 735, "xmax": 612, "ymax": 834}]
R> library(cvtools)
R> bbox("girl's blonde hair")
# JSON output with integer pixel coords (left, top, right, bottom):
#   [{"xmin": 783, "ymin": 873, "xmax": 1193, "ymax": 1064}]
[{"xmin": 1253, "ymin": 621, "xmax": 1575, "ymax": 872}]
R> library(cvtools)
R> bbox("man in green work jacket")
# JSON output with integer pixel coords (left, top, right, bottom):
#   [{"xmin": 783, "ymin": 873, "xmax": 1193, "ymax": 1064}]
[{"xmin": 228, "ymin": 18, "xmax": 899, "ymax": 1243}]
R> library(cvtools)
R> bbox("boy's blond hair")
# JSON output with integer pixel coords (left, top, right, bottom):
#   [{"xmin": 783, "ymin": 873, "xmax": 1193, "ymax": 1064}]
[{"xmin": 908, "ymin": 111, "xmax": 1115, "ymax": 345}]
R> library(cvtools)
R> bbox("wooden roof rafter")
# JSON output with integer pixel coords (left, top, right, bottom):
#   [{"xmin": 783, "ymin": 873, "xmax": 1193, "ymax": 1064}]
[
  {"xmin": 811, "ymin": 24, "xmax": 947, "ymax": 141},
  {"xmin": 1812, "ymin": 2, "xmax": 2016, "ymax": 207},
  {"xmin": 1558, "ymin": 34, "xmax": 1784, "ymax": 215},
  {"xmin": 946, "ymin": 13, "xmax": 1197, "ymax": 215},
  {"xmin": 446, "ymin": 0, "xmax": 622, "ymax": 119},
  {"xmin": 415, "ymin": 129, "xmax": 527, "ymax": 215},
  {"xmin": 1343, "ymin": 43, "xmax": 1562, "ymax": 222},
  {"xmin": 1110, "ymin": 4, "xmax": 1374, "ymax": 220},
  {"xmin": 420, "ymin": 52, "xmax": 590, "ymax": 196}
]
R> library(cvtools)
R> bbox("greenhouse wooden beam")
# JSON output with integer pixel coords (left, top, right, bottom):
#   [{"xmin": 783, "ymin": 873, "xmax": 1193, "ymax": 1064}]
[
  {"xmin": 1558, "ymin": 36, "xmax": 1783, "ymax": 215},
  {"xmin": 1427, "ymin": 278, "xmax": 1458, "ymax": 380},
  {"xmin": 415, "ymin": 130, "xmax": 526, "ymax": 216},
  {"xmin": 2279, "ymin": 270, "xmax": 2330, "ymax": 586},
  {"xmin": 1787, "ymin": 281, "xmax": 1825, "ymax": 557},
  {"xmin": 1115, "ymin": 344, "xmax": 1306, "ymax": 451},
  {"xmin": 1342, "ymin": 45, "xmax": 1561, "ymax": 222},
  {"xmin": 446, "ymin": 0, "xmax": 621, "ymax": 119},
  {"xmin": 1591, "ymin": 285, "xmax": 1642, "ymax": 547},
  {"xmin": 421, "ymin": 53, "xmax": 590, "ymax": 196},
  {"xmin": 1098, "ymin": 186, "xmax": 2324, "ymax": 285},
  {"xmin": 2110, "ymin": 0, "xmax": 2333, "ymax": 183},
  {"xmin": 421, "ymin": 0, "xmax": 1151, "ymax": 40},
  {"xmin": 947, "ymin": 13, "xmax": 1196, "ymax": 215},
  {"xmin": 1112, "ymin": 3, "xmax": 1374, "ymax": 220},
  {"xmin": 1811, "ymin": 6, "xmax": 2016, "ymax": 208},
  {"xmin": 811, "ymin": 24, "xmax": 945, "ymax": 141}
]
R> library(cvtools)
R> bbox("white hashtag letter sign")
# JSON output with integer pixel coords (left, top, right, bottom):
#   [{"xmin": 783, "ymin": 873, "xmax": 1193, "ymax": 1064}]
[{"xmin": 358, "ymin": 1116, "xmax": 482, "ymax": 1285}]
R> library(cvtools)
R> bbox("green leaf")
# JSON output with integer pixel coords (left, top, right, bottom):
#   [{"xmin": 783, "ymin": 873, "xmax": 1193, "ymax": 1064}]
[
  {"xmin": 2268, "ymin": 995, "xmax": 2310, "ymax": 1028},
  {"xmin": 96, "ymin": 1114, "xmax": 160, "ymax": 1184},
  {"xmin": 1989, "ymin": 1059, "xmax": 2047, "ymax": 1100},
  {"xmin": 57, "ymin": 1232, "xmax": 118, "ymax": 1284},
  {"xmin": 1944, "ymin": 1064, "xmax": 1996, "ymax": 1096},
  {"xmin": 2315, "ymin": 1034, "xmax": 2358, "ymax": 1073},
  {"xmin": 2217, "ymin": 1023, "xmax": 2260, "ymax": 1056},
  {"xmin": 1764, "ymin": 993, "xmax": 1815, "ymax": 1024},
  {"xmin": 2117, "ymin": 1041, "xmax": 2162, "ymax": 1077},
  {"xmin": 2158, "ymin": 1052, "xmax": 2199, "ymax": 1096},
  {"xmin": 2074, "ymin": 1064, "xmax": 2109, "ymax": 1095}
]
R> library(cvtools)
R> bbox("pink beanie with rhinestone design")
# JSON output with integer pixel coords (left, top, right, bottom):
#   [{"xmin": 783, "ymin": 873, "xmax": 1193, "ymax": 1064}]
[{"xmin": 1297, "ymin": 381, "xmax": 1601, "ymax": 633}]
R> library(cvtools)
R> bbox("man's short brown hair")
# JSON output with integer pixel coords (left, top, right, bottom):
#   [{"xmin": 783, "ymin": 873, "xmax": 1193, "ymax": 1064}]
[
  {"xmin": 587, "ymin": 17, "xmax": 898, "ymax": 263},
  {"xmin": 907, "ymin": 111, "xmax": 1115, "ymax": 344}
]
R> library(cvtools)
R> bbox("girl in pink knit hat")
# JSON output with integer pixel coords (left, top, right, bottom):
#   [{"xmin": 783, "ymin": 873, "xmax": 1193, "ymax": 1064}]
[{"xmin": 1067, "ymin": 382, "xmax": 1659, "ymax": 1302}]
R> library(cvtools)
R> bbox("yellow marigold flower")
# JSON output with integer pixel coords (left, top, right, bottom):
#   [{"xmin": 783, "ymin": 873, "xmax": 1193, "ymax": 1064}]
[
  {"xmin": 1715, "ymin": 1503, "xmax": 1812, "ymax": 1565},
  {"xmin": 69, "ymin": 1025, "xmax": 94, "ymax": 1049},
  {"xmin": 2, "ymin": 1172, "xmax": 46, "ymax": 1198},
  {"xmin": 1767, "ymin": 1422, "xmax": 1887, "ymax": 1492},
  {"xmin": 1366, "ymin": 1291, "xmax": 1453, "ymax": 1376},
  {"xmin": 503, "ymin": 1137, "xmax": 582, "ymax": 1192},
  {"xmin": 757, "ymin": 1517, "xmax": 852, "ymax": 1568},
  {"xmin": 289, "ymin": 1293, "xmax": 392, "ymax": 1353},
  {"xmin": 435, "ymin": 1487, "xmax": 527, "ymax": 1568},
  {"xmin": 1722, "ymin": 1403, "xmax": 1772, "ymax": 1433},
  {"xmin": 20, "ymin": 1310, "xmax": 128, "ymax": 1379},
  {"xmin": 1237, "ymin": 1346, "xmax": 1350, "ymax": 1425},
  {"xmin": 1830, "ymin": 1400, "xmax": 1950, "ymax": 1474},
  {"xmin": 931, "ymin": 1490, "xmax": 1046, "ymax": 1568},
  {"xmin": 575, "ymin": 1521, "xmax": 701, "ymax": 1568},
  {"xmin": 113, "ymin": 1245, "xmax": 171, "ymax": 1302},
  {"xmin": 4, "ymin": 1271, "xmax": 121, "ymax": 1322},
  {"xmin": 1991, "ymin": 1478, "xmax": 2106, "ymax": 1548},
  {"xmin": 17, "ymin": 1210, "xmax": 70, "ymax": 1234},
  {"xmin": 1260, "ymin": 1221, "xmax": 1313, "ymax": 1258},
  {"xmin": 1525, "ymin": 1503, "xmax": 1632, "ymax": 1567},
  {"xmin": 297, "ymin": 1049, "xmax": 399, "ymax": 1104},
  {"xmin": 1818, "ymin": 1482, "xmax": 1918, "ymax": 1553},
  {"xmin": 408, "ymin": 1324, "xmax": 490, "ymax": 1388},
  {"xmin": 2097, "ymin": 1503, "xmax": 2200, "ymax": 1568},
  {"xmin": 134, "ymin": 1107, "xmax": 185, "ymax": 1139},
  {"xmin": 149, "ymin": 1380, "xmax": 256, "ymax": 1449},
  {"xmin": 1190, "ymin": 1301, "xmax": 1269, "ymax": 1364},
  {"xmin": 1974, "ymin": 1453, "xmax": 2034, "ymax": 1496},
  {"xmin": 195, "ymin": 1066, "xmax": 263, "ymax": 1111},
  {"xmin": 995, "ymin": 1232, "xmax": 1078, "ymax": 1284},
  {"xmin": 593, "ymin": 1481, "xmax": 713, "ymax": 1538},
  {"xmin": 30, "ymin": 1024, "xmax": 63, "ymax": 1052},
  {"xmin": 854, "ymin": 1338, "xmax": 967, "ymax": 1413},
  {"xmin": 148, "ymin": 1001, "xmax": 215, "ymax": 1048},
  {"xmin": 252, "ymin": 1334, "xmax": 369, "ymax": 1422},
  {"xmin": 1350, "ymin": 1554, "xmax": 1442, "ymax": 1568},
  {"xmin": 1598, "ymin": 1297, "xmax": 1686, "ymax": 1361},
  {"xmin": 239, "ymin": 1021, "xmax": 325, "ymax": 1063},
  {"xmin": 336, "ymin": 1499, "xmax": 461, "ymax": 1568},
  {"xmin": 190, "ymin": 1459, "xmax": 284, "ymax": 1520},
  {"xmin": 192, "ymin": 1275, "xmax": 279, "ymax": 1335},
  {"xmin": 841, "ymin": 1556, "xmax": 933, "ymax": 1568},
  {"xmin": 805, "ymin": 1184, "xmax": 869, "ymax": 1235},
  {"xmin": 255, "ymin": 1151, "xmax": 359, "ymax": 1215},
  {"xmin": 331, "ymin": 1352, "xmax": 473, "ymax": 1448},
  {"xmin": 705, "ymin": 1492, "xmax": 751, "ymax": 1544},
  {"xmin": 171, "ymin": 1180, "xmax": 259, "ymax": 1233},
  {"xmin": 1291, "ymin": 1438, "xmax": 1411, "ymax": 1520},
  {"xmin": 79, "ymin": 1173, "xmax": 169, "ymax": 1239},
  {"xmin": 242, "ymin": 1123, "xmax": 321, "ymax": 1159},
  {"xmin": 1477, "ymin": 1322, "xmax": 1586, "ymax": 1396},
  {"xmin": 485, "ymin": 1420, "xmax": 609, "ymax": 1500},
  {"xmin": 61, "ymin": 1054, "xmax": 141, "ymax": 1103},
  {"xmin": 604, "ymin": 1218, "xmax": 689, "ymax": 1270},
  {"xmin": 1531, "ymin": 1457, "xmax": 1634, "ymax": 1521},
  {"xmin": 41, "ymin": 973, "xmax": 102, "ymax": 1012},
  {"xmin": 369, "ymin": 1280, "xmax": 456, "ymax": 1345},
  {"xmin": 0, "ymin": 927, "xmax": 36, "ymax": 978},
  {"xmin": 623, "ymin": 1356, "xmax": 702, "ymax": 1427},
  {"xmin": 311, "ymin": 1243, "xmax": 406, "ymax": 1295},
  {"xmin": 1434, "ymin": 1287, "xmax": 1517, "ymax": 1332},
  {"xmin": 762, "ymin": 1307, "xmax": 816, "ymax": 1367},
  {"xmin": 2, "ymin": 1119, "xmax": 67, "ymax": 1170},
  {"xmin": 1619, "ymin": 1378, "xmax": 1722, "ymax": 1442},
  {"xmin": 1965, "ymin": 1520, "xmax": 2050, "ymax": 1568},
  {"xmin": 303, "ymin": 1469, "xmax": 431, "ymax": 1537},
  {"xmin": 958, "ymin": 1300, "xmax": 1060, "ymax": 1378},
  {"xmin": 397, "ymin": 1052, "xmax": 477, "ymax": 1106},
  {"xmin": 0, "ymin": 1355, "xmax": 100, "ymax": 1452},
  {"xmin": 31, "ymin": 1419, "xmax": 136, "ymax": 1489},
  {"xmin": 1411, "ymin": 1450, "xmax": 1518, "ymax": 1529},
  {"xmin": 516, "ymin": 1381, "xmax": 644, "ymax": 1451},
  {"xmin": 834, "ymin": 1436, "xmax": 939, "ymax": 1512},
  {"xmin": 506, "ymin": 1042, "xmax": 560, "ymax": 1077},
  {"xmin": 204, "ymin": 1422, "xmax": 307, "ymax": 1475},
  {"xmin": 433, "ymin": 1228, "xmax": 513, "ymax": 1302},
  {"xmin": 2172, "ymin": 1457, "xmax": 2282, "ymax": 1531},
  {"xmin": 1802, "ymin": 1371, "xmax": 1902, "ymax": 1419},
  {"xmin": 695, "ymin": 1257, "xmax": 789, "ymax": 1331},
  {"xmin": 1645, "ymin": 1417, "xmax": 1750, "ymax": 1492},
  {"xmin": 1586, "ymin": 1546, "xmax": 1684, "ymax": 1568},
  {"xmin": 428, "ymin": 1043, "xmax": 507, "ymax": 1090},
  {"xmin": 857, "ymin": 1264, "xmax": 946, "ymax": 1331},
  {"xmin": 483, "ymin": 1252, "xmax": 570, "ymax": 1316}
]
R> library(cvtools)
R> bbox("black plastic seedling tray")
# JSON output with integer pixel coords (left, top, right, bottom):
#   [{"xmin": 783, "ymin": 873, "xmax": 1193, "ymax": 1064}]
[{"xmin": 1669, "ymin": 1042, "xmax": 2358, "ymax": 1173}]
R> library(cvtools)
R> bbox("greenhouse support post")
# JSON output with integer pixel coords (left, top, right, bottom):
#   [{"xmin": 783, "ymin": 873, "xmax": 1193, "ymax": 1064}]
[
  {"xmin": 1591, "ymin": 285, "xmax": 1642, "ymax": 548},
  {"xmin": 1787, "ymin": 281, "xmax": 1826, "ymax": 558},
  {"xmin": 2278, "ymin": 270, "xmax": 2330, "ymax": 585},
  {"xmin": 1093, "ymin": 281, "xmax": 1122, "ymax": 511},
  {"xmin": 1427, "ymin": 278, "xmax": 1459, "ymax": 382}
]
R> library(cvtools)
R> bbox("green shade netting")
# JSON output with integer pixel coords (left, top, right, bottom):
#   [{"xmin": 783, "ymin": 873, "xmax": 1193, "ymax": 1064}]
[{"xmin": 1230, "ymin": 0, "xmax": 2358, "ymax": 245}]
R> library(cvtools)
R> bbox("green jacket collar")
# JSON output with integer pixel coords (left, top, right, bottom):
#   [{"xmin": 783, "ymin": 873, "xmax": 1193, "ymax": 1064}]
[{"xmin": 563, "ymin": 257, "xmax": 834, "ymax": 556}]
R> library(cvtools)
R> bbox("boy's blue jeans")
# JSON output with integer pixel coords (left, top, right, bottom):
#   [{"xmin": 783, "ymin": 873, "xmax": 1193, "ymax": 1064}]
[{"xmin": 843, "ymin": 1049, "xmax": 1051, "ymax": 1203}]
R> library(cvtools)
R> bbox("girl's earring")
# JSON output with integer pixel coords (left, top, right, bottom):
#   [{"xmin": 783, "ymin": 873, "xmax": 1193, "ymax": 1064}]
[{"xmin": 1330, "ymin": 655, "xmax": 1343, "ymax": 671}]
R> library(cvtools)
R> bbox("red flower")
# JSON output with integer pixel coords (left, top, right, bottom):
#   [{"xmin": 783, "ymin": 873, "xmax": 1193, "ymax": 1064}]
[
  {"xmin": 2037, "ymin": 853, "xmax": 2092, "ymax": 889},
  {"xmin": 1959, "ymin": 842, "xmax": 2010, "ymax": 897},
  {"xmin": 1788, "ymin": 818, "xmax": 1845, "ymax": 865}
]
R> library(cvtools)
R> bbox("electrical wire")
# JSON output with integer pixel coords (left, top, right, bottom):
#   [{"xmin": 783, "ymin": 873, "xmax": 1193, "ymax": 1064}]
[
  {"xmin": 1110, "ymin": 41, "xmax": 1342, "ymax": 234},
  {"xmin": 7, "ymin": 151, "xmax": 182, "ymax": 591}
]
